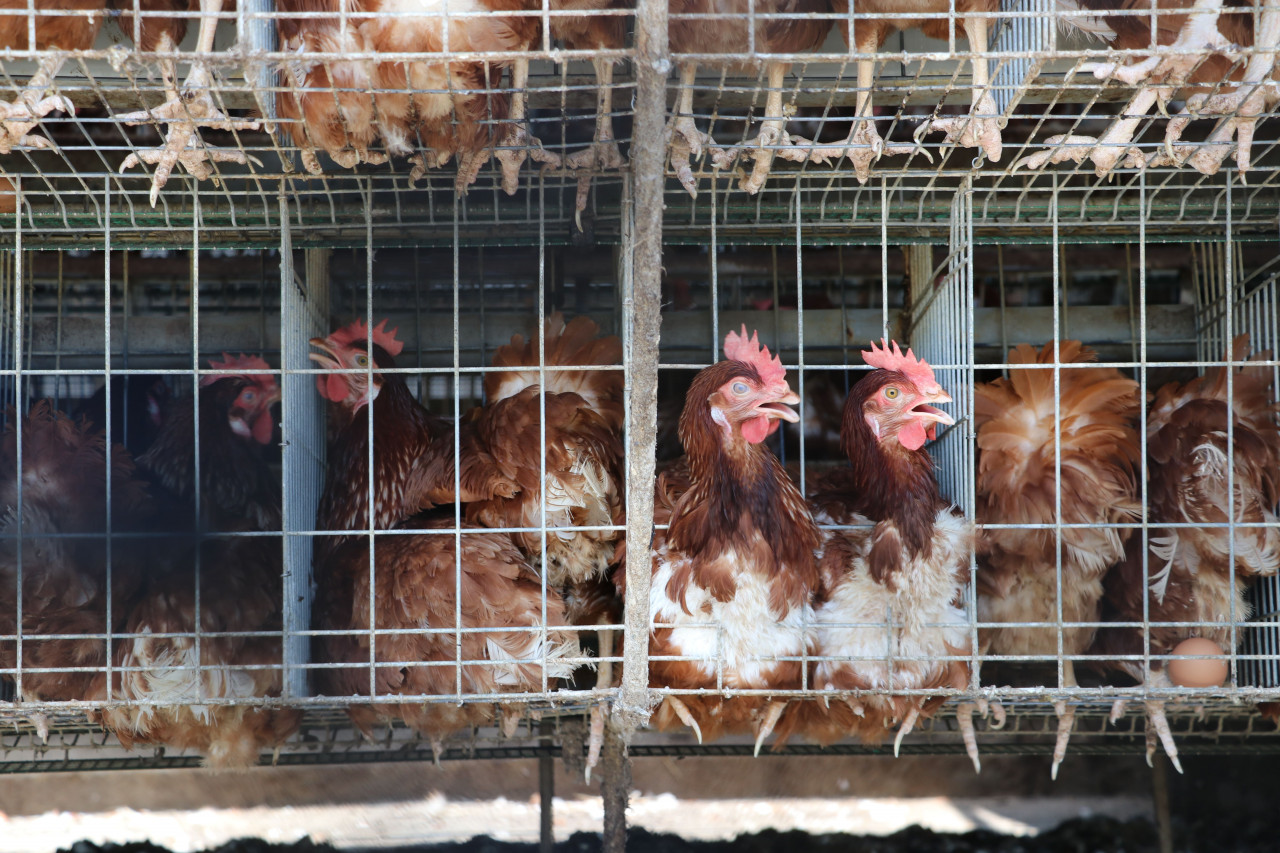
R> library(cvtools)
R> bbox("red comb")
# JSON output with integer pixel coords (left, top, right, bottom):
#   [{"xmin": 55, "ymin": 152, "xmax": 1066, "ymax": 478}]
[
  {"xmin": 723, "ymin": 326, "xmax": 785, "ymax": 385},
  {"xmin": 202, "ymin": 353, "xmax": 276, "ymax": 388},
  {"xmin": 862, "ymin": 339, "xmax": 938, "ymax": 388},
  {"xmin": 328, "ymin": 318, "xmax": 404, "ymax": 358}
]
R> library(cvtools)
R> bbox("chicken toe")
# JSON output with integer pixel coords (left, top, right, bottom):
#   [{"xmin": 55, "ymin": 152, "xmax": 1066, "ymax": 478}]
[
  {"xmin": 584, "ymin": 701, "xmax": 607, "ymax": 783},
  {"xmin": 916, "ymin": 90, "xmax": 1003, "ymax": 163},
  {"xmin": 117, "ymin": 72, "xmax": 261, "ymax": 207},
  {"xmin": 664, "ymin": 695, "xmax": 703, "ymax": 743},
  {"xmin": 956, "ymin": 702, "xmax": 983, "ymax": 773},
  {"xmin": 494, "ymin": 123, "xmax": 563, "ymax": 196},
  {"xmin": 1145, "ymin": 700, "xmax": 1183, "ymax": 774},
  {"xmin": 1050, "ymin": 700, "xmax": 1076, "ymax": 780},
  {"xmin": 754, "ymin": 700, "xmax": 786, "ymax": 757},
  {"xmin": 0, "ymin": 93, "xmax": 74, "ymax": 154}
]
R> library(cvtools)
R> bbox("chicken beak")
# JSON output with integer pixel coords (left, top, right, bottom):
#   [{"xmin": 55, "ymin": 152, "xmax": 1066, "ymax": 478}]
[
  {"xmin": 912, "ymin": 387, "xmax": 955, "ymax": 428},
  {"xmin": 309, "ymin": 338, "xmax": 340, "ymax": 369},
  {"xmin": 757, "ymin": 387, "xmax": 801, "ymax": 423}
]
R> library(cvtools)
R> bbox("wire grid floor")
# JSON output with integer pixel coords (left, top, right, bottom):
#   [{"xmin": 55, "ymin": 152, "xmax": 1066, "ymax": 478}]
[{"xmin": 0, "ymin": 698, "xmax": 1275, "ymax": 772}]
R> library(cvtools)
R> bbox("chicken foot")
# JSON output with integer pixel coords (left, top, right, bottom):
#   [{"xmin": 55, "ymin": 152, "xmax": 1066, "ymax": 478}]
[
  {"xmin": 806, "ymin": 32, "xmax": 927, "ymax": 183},
  {"xmin": 955, "ymin": 697, "xmax": 1002, "ymax": 774},
  {"xmin": 668, "ymin": 62, "xmax": 736, "ymax": 196},
  {"xmin": 664, "ymin": 695, "xmax": 703, "ymax": 743},
  {"xmin": 118, "ymin": 1, "xmax": 262, "ymax": 206},
  {"xmin": 1154, "ymin": 2, "xmax": 1280, "ymax": 176},
  {"xmin": 737, "ymin": 62, "xmax": 822, "ymax": 195},
  {"xmin": 494, "ymin": 57, "xmax": 563, "ymax": 195},
  {"xmin": 566, "ymin": 57, "xmax": 627, "ymax": 220},
  {"xmin": 915, "ymin": 15, "xmax": 1003, "ymax": 163},
  {"xmin": 1109, "ymin": 671, "xmax": 1184, "ymax": 774},
  {"xmin": 0, "ymin": 56, "xmax": 73, "ymax": 153},
  {"xmin": 582, "ymin": 625, "xmax": 615, "ymax": 782},
  {"xmin": 1050, "ymin": 659, "xmax": 1080, "ymax": 781},
  {"xmin": 754, "ymin": 700, "xmax": 786, "ymax": 757},
  {"xmin": 1016, "ymin": 0, "xmax": 1236, "ymax": 177}
]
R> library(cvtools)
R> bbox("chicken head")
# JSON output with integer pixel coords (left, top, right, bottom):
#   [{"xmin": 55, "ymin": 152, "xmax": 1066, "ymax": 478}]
[
  {"xmin": 310, "ymin": 318, "xmax": 405, "ymax": 414},
  {"xmin": 857, "ymin": 340, "xmax": 954, "ymax": 452},
  {"xmin": 201, "ymin": 354, "xmax": 281, "ymax": 446}
]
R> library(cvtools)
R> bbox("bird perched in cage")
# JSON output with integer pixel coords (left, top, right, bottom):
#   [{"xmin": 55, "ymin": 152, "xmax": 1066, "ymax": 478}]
[
  {"xmin": 309, "ymin": 318, "xmax": 583, "ymax": 754},
  {"xmin": 666, "ymin": 0, "xmax": 832, "ymax": 196},
  {"xmin": 1016, "ymin": 0, "xmax": 1280, "ymax": 178},
  {"xmin": 0, "ymin": 402, "xmax": 153, "ymax": 733},
  {"xmin": 1091, "ymin": 334, "xmax": 1280, "ymax": 772},
  {"xmin": 802, "ymin": 0, "xmax": 1003, "ymax": 183},
  {"xmin": 623, "ymin": 326, "xmax": 820, "ymax": 754},
  {"xmin": 775, "ymin": 341, "xmax": 978, "ymax": 768},
  {"xmin": 71, "ymin": 374, "xmax": 172, "ymax": 461},
  {"xmin": 274, "ymin": 0, "xmax": 565, "ymax": 195},
  {"xmin": 458, "ymin": 313, "xmax": 624, "ymax": 771},
  {"xmin": 309, "ymin": 318, "xmax": 519, "ymax": 558},
  {"xmin": 89, "ymin": 354, "xmax": 301, "ymax": 770},
  {"xmin": 973, "ymin": 340, "xmax": 1143, "ymax": 779}
]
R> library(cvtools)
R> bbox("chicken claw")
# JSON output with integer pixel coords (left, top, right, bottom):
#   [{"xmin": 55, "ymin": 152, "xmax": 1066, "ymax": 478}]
[
  {"xmin": 1145, "ymin": 699, "xmax": 1183, "ymax": 774},
  {"xmin": 955, "ymin": 702, "xmax": 983, "ymax": 773},
  {"xmin": 567, "ymin": 139, "xmax": 626, "ymax": 223},
  {"xmin": 584, "ymin": 702, "xmax": 607, "ymax": 783},
  {"xmin": 1051, "ymin": 699, "xmax": 1076, "ymax": 780},
  {"xmin": 494, "ymin": 124, "xmax": 562, "ymax": 196},
  {"xmin": 754, "ymin": 700, "xmax": 786, "ymax": 757},
  {"xmin": 1013, "ymin": 133, "xmax": 1149, "ymax": 176},
  {"xmin": 669, "ymin": 115, "xmax": 735, "ymax": 197},
  {"xmin": 893, "ymin": 705, "xmax": 920, "ymax": 758},
  {"xmin": 807, "ymin": 119, "xmax": 927, "ymax": 184},
  {"xmin": 915, "ymin": 91, "xmax": 1003, "ymax": 164},
  {"xmin": 0, "ymin": 94, "xmax": 74, "ymax": 153},
  {"xmin": 118, "ymin": 83, "xmax": 261, "ymax": 207},
  {"xmin": 664, "ymin": 695, "xmax": 703, "ymax": 743},
  {"xmin": 1161, "ymin": 82, "xmax": 1278, "ymax": 175}
]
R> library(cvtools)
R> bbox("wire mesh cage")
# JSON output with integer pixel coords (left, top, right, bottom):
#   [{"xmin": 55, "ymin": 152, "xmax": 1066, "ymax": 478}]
[{"xmin": 0, "ymin": 0, "xmax": 1277, "ymax": 779}]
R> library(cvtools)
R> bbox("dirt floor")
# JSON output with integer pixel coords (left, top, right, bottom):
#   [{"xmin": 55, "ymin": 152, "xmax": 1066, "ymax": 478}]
[{"xmin": 0, "ymin": 751, "xmax": 1166, "ymax": 852}]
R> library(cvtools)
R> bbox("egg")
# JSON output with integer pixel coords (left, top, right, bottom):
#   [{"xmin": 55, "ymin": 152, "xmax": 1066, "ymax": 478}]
[{"xmin": 1167, "ymin": 637, "xmax": 1228, "ymax": 688}]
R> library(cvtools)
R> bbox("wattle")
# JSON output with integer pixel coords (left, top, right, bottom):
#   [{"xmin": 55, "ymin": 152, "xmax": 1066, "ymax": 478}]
[
  {"xmin": 742, "ymin": 415, "xmax": 772, "ymax": 444},
  {"xmin": 899, "ymin": 419, "xmax": 927, "ymax": 451},
  {"xmin": 318, "ymin": 373, "xmax": 348, "ymax": 402},
  {"xmin": 252, "ymin": 409, "xmax": 275, "ymax": 445}
]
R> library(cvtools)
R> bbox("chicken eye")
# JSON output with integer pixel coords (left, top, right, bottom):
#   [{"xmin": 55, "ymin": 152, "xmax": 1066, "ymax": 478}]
[
  {"xmin": 884, "ymin": 387, "xmax": 899, "ymax": 400},
  {"xmin": 732, "ymin": 381, "xmax": 750, "ymax": 395},
  {"xmin": 242, "ymin": 390, "xmax": 257, "ymax": 403},
  {"xmin": 355, "ymin": 354, "xmax": 370, "ymax": 368}
]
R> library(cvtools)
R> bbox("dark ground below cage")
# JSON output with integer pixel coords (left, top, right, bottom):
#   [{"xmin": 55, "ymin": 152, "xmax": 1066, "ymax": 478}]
[{"xmin": 18, "ymin": 754, "xmax": 1277, "ymax": 853}]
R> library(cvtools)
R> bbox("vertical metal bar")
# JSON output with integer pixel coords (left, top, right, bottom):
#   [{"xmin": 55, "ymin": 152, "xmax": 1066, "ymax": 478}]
[
  {"xmin": 241, "ymin": 0, "xmax": 278, "ymax": 122},
  {"xmin": 539, "ymin": 719, "xmax": 555, "ymax": 853}
]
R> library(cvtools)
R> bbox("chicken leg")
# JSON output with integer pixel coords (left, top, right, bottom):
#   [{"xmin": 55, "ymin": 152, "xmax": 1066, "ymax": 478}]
[
  {"xmin": 117, "ymin": 0, "xmax": 262, "ymax": 206},
  {"xmin": 737, "ymin": 62, "xmax": 823, "ymax": 195},
  {"xmin": 494, "ymin": 57, "xmax": 563, "ymax": 195},
  {"xmin": 567, "ymin": 57, "xmax": 627, "ymax": 216},
  {"xmin": 1015, "ymin": 0, "xmax": 1235, "ymax": 177},
  {"xmin": 668, "ymin": 62, "xmax": 736, "ymax": 196},
  {"xmin": 806, "ymin": 31, "xmax": 925, "ymax": 183},
  {"xmin": 915, "ymin": 14, "xmax": 1003, "ymax": 163},
  {"xmin": 1157, "ymin": 1, "xmax": 1280, "ymax": 175},
  {"xmin": 0, "ymin": 56, "xmax": 73, "ymax": 153}
]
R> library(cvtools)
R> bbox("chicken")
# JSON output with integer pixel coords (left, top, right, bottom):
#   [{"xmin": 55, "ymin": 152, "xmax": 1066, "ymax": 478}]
[
  {"xmin": 115, "ymin": 0, "xmax": 262, "ymax": 206},
  {"xmin": 310, "ymin": 320, "xmax": 582, "ymax": 754},
  {"xmin": 667, "ymin": 0, "xmax": 832, "ymax": 195},
  {"xmin": 806, "ymin": 0, "xmax": 1001, "ymax": 182},
  {"xmin": 0, "ymin": 402, "xmax": 152, "ymax": 734},
  {"xmin": 1092, "ymin": 334, "xmax": 1280, "ymax": 772},
  {"xmin": 630, "ymin": 326, "xmax": 819, "ymax": 754},
  {"xmin": 462, "ymin": 314, "xmax": 624, "ymax": 597},
  {"xmin": 1016, "ymin": 0, "xmax": 1279, "ymax": 177},
  {"xmin": 71, "ymin": 374, "xmax": 172, "ymax": 459},
  {"xmin": 974, "ymin": 341, "xmax": 1143, "ymax": 779},
  {"xmin": 276, "ymin": 0, "xmax": 559, "ymax": 194},
  {"xmin": 89, "ymin": 354, "xmax": 300, "ymax": 769},
  {"xmin": 309, "ymin": 318, "xmax": 517, "ymax": 560},
  {"xmin": 0, "ymin": 0, "xmax": 101, "ymax": 151},
  {"xmin": 776, "ymin": 341, "xmax": 977, "ymax": 768}
]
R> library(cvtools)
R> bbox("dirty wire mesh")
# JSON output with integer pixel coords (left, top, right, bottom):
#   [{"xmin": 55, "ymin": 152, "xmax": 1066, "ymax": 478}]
[{"xmin": 0, "ymin": 0, "xmax": 1276, "ymax": 773}]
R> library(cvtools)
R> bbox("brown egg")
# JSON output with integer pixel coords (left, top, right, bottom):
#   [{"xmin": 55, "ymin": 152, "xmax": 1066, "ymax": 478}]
[{"xmin": 1167, "ymin": 637, "xmax": 1228, "ymax": 688}]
